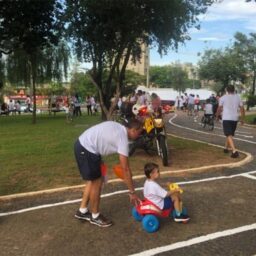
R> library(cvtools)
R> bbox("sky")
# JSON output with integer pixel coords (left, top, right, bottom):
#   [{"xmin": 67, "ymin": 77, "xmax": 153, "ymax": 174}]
[{"xmin": 150, "ymin": 0, "xmax": 256, "ymax": 66}]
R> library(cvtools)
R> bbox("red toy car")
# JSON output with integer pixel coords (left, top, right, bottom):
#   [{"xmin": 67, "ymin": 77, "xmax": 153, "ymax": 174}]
[{"xmin": 132, "ymin": 198, "xmax": 188, "ymax": 233}]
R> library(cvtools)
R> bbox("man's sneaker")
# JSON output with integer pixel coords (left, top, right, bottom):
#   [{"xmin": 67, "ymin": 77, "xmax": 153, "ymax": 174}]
[
  {"xmin": 231, "ymin": 151, "xmax": 239, "ymax": 158},
  {"xmin": 174, "ymin": 213, "xmax": 190, "ymax": 223},
  {"xmin": 223, "ymin": 148, "xmax": 229, "ymax": 153},
  {"xmin": 74, "ymin": 210, "xmax": 91, "ymax": 221},
  {"xmin": 90, "ymin": 214, "xmax": 113, "ymax": 227}
]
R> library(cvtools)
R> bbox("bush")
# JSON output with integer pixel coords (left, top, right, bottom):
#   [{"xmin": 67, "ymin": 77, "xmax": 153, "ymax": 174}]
[{"xmin": 246, "ymin": 94, "xmax": 256, "ymax": 108}]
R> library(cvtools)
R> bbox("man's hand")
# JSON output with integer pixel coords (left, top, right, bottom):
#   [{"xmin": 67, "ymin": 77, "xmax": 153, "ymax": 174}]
[
  {"xmin": 129, "ymin": 193, "xmax": 141, "ymax": 206},
  {"xmin": 215, "ymin": 114, "xmax": 220, "ymax": 121}
]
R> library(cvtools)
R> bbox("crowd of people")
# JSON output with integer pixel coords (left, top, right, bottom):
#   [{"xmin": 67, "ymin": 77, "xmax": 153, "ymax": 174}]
[
  {"xmin": 0, "ymin": 95, "xmax": 32, "ymax": 115},
  {"xmin": 58, "ymin": 94, "xmax": 99, "ymax": 122},
  {"xmin": 174, "ymin": 92, "xmax": 219, "ymax": 117},
  {"xmin": 115, "ymin": 89, "xmax": 163, "ymax": 120}
]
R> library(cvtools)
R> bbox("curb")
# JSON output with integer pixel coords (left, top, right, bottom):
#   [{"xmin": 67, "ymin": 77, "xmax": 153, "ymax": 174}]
[{"xmin": 0, "ymin": 134, "xmax": 253, "ymax": 201}]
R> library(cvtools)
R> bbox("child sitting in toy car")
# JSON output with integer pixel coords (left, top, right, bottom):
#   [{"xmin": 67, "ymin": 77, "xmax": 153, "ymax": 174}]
[{"xmin": 143, "ymin": 162, "xmax": 190, "ymax": 222}]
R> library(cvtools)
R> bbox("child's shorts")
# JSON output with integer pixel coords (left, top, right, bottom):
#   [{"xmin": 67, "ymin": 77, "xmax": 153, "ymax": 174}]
[{"xmin": 163, "ymin": 197, "xmax": 173, "ymax": 210}]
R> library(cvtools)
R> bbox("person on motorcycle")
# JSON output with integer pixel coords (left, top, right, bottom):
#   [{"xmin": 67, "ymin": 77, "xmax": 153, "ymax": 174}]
[
  {"xmin": 151, "ymin": 93, "xmax": 162, "ymax": 117},
  {"xmin": 203, "ymin": 98, "xmax": 213, "ymax": 118}
]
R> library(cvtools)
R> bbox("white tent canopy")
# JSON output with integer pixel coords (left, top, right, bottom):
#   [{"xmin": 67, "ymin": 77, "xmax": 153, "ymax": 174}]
[{"xmin": 136, "ymin": 86, "xmax": 215, "ymax": 101}]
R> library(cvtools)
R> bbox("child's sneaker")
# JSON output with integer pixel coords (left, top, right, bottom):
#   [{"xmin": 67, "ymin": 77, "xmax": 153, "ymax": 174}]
[
  {"xmin": 90, "ymin": 214, "xmax": 113, "ymax": 227},
  {"xmin": 174, "ymin": 213, "xmax": 190, "ymax": 223},
  {"xmin": 74, "ymin": 210, "xmax": 91, "ymax": 221}
]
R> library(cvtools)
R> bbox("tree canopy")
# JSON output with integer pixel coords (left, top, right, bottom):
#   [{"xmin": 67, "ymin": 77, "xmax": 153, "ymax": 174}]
[
  {"xmin": 1, "ymin": 0, "xmax": 216, "ymax": 120},
  {"xmin": 65, "ymin": 0, "xmax": 215, "ymax": 119},
  {"xmin": 233, "ymin": 32, "xmax": 256, "ymax": 95},
  {"xmin": 198, "ymin": 47, "xmax": 246, "ymax": 92},
  {"xmin": 150, "ymin": 65, "xmax": 190, "ymax": 92},
  {"xmin": 0, "ymin": 0, "xmax": 68, "ymax": 123},
  {"xmin": 198, "ymin": 32, "xmax": 256, "ymax": 94},
  {"xmin": 0, "ymin": 0, "xmax": 62, "ymax": 55}
]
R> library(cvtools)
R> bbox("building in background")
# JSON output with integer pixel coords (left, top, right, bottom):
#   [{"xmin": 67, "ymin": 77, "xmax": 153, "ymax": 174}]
[{"xmin": 125, "ymin": 43, "xmax": 150, "ymax": 86}]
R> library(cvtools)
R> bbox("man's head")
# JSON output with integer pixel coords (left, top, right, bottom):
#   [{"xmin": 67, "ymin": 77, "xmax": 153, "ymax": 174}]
[
  {"xmin": 226, "ymin": 85, "xmax": 235, "ymax": 94},
  {"xmin": 125, "ymin": 118, "xmax": 143, "ymax": 140}
]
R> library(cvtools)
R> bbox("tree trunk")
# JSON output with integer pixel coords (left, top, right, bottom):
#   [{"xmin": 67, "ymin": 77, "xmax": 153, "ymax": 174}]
[
  {"xmin": 252, "ymin": 70, "xmax": 256, "ymax": 96},
  {"xmin": 32, "ymin": 73, "xmax": 36, "ymax": 124},
  {"xmin": 88, "ymin": 72, "xmax": 119, "ymax": 120},
  {"xmin": 29, "ymin": 57, "xmax": 37, "ymax": 124}
]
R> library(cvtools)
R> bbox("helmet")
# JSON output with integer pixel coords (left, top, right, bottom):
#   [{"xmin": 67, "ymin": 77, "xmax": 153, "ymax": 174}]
[{"xmin": 132, "ymin": 104, "xmax": 140, "ymax": 115}]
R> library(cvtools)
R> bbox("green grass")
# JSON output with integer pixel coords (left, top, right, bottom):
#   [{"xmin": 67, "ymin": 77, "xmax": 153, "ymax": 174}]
[
  {"xmin": 0, "ymin": 113, "xmax": 239, "ymax": 196},
  {"xmin": 245, "ymin": 113, "xmax": 256, "ymax": 124},
  {"xmin": 0, "ymin": 113, "xmax": 101, "ymax": 195}
]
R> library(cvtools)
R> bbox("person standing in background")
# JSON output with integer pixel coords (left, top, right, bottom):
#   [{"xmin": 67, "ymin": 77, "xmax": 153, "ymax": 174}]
[
  {"xmin": 15, "ymin": 100, "xmax": 21, "ymax": 115},
  {"xmin": 216, "ymin": 85, "xmax": 245, "ymax": 158},
  {"xmin": 26, "ymin": 95, "xmax": 32, "ymax": 112},
  {"xmin": 86, "ymin": 95, "xmax": 92, "ymax": 115}
]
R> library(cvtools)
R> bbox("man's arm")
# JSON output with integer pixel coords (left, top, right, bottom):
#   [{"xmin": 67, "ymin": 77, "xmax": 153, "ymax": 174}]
[
  {"xmin": 215, "ymin": 105, "xmax": 223, "ymax": 119},
  {"xmin": 119, "ymin": 154, "xmax": 140, "ymax": 204},
  {"xmin": 240, "ymin": 105, "xmax": 245, "ymax": 125}
]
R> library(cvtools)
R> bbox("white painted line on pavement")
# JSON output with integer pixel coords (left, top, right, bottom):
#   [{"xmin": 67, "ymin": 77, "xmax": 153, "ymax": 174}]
[
  {"xmin": 169, "ymin": 114, "xmax": 256, "ymax": 145},
  {"xmin": 236, "ymin": 134, "xmax": 254, "ymax": 139},
  {"xmin": 240, "ymin": 173, "xmax": 256, "ymax": 180},
  {"xmin": 177, "ymin": 170, "xmax": 256, "ymax": 185},
  {"xmin": 1, "ymin": 170, "xmax": 256, "ymax": 217},
  {"xmin": 0, "ymin": 187, "xmax": 141, "ymax": 217},
  {"xmin": 129, "ymin": 223, "xmax": 256, "ymax": 256}
]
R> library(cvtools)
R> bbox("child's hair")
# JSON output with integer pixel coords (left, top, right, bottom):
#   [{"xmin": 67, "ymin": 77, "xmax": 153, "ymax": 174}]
[{"xmin": 144, "ymin": 162, "xmax": 159, "ymax": 178}]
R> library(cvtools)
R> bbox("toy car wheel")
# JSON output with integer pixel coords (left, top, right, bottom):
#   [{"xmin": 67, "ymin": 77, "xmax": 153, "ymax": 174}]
[
  {"xmin": 142, "ymin": 214, "xmax": 159, "ymax": 233},
  {"xmin": 132, "ymin": 207, "xmax": 143, "ymax": 222}
]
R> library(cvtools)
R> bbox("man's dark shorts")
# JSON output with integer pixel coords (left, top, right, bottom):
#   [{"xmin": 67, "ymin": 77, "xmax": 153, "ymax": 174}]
[
  {"xmin": 223, "ymin": 120, "xmax": 237, "ymax": 136},
  {"xmin": 74, "ymin": 140, "xmax": 101, "ymax": 180}
]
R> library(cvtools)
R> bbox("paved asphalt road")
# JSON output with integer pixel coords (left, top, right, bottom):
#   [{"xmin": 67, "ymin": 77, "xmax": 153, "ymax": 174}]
[{"xmin": 0, "ymin": 111, "xmax": 256, "ymax": 256}]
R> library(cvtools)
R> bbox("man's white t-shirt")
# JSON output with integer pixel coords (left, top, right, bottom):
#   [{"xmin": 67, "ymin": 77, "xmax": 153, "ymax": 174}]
[
  {"xmin": 79, "ymin": 121, "xmax": 129, "ymax": 156},
  {"xmin": 143, "ymin": 179, "xmax": 168, "ymax": 209},
  {"xmin": 219, "ymin": 94, "xmax": 243, "ymax": 121}
]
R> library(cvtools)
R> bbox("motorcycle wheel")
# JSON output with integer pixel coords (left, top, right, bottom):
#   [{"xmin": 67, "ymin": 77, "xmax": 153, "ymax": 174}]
[
  {"xmin": 158, "ymin": 134, "xmax": 169, "ymax": 166},
  {"xmin": 208, "ymin": 118, "xmax": 214, "ymax": 131},
  {"xmin": 203, "ymin": 117, "xmax": 207, "ymax": 128}
]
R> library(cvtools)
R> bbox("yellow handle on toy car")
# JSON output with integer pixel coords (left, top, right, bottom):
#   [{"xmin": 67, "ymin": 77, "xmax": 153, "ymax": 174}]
[{"xmin": 169, "ymin": 183, "xmax": 183, "ymax": 194}]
